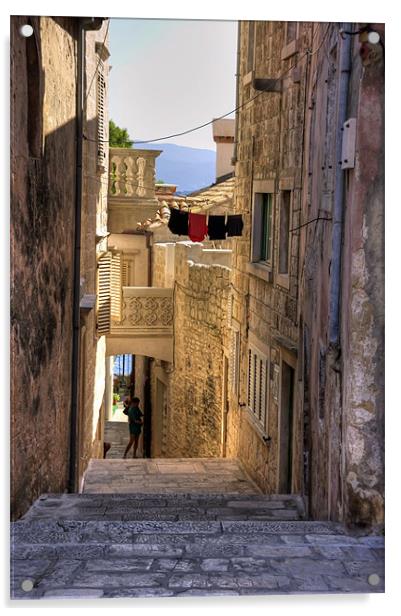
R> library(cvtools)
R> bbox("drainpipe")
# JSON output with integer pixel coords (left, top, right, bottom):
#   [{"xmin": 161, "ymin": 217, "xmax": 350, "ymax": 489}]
[
  {"xmin": 231, "ymin": 21, "xmax": 241, "ymax": 166},
  {"xmin": 328, "ymin": 24, "xmax": 352, "ymax": 347},
  {"xmin": 69, "ymin": 17, "xmax": 106, "ymax": 492}
]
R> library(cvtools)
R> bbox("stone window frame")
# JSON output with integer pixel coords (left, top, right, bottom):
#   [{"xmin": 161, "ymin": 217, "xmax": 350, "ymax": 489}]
[
  {"xmin": 276, "ymin": 177, "xmax": 295, "ymax": 290},
  {"xmin": 246, "ymin": 334, "xmax": 270, "ymax": 436},
  {"xmin": 281, "ymin": 22, "xmax": 300, "ymax": 61},
  {"xmin": 247, "ymin": 179, "xmax": 276, "ymax": 283}
]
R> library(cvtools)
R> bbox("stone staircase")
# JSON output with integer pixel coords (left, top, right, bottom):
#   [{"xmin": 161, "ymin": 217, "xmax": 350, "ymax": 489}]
[
  {"xmin": 11, "ymin": 491, "xmax": 384, "ymax": 599},
  {"xmin": 17, "ymin": 492, "xmax": 306, "ymax": 522}
]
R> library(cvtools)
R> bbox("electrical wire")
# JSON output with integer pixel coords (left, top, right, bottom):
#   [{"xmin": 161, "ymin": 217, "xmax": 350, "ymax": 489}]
[
  {"xmin": 83, "ymin": 37, "xmax": 319, "ymax": 147},
  {"xmin": 289, "ymin": 214, "xmax": 332, "ymax": 233},
  {"xmin": 83, "ymin": 21, "xmax": 343, "ymax": 149}
]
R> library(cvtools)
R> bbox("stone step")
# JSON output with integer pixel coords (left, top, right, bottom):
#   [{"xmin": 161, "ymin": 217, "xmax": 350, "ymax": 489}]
[
  {"xmin": 21, "ymin": 493, "xmax": 305, "ymax": 522},
  {"xmin": 10, "ymin": 518, "xmax": 384, "ymax": 598}
]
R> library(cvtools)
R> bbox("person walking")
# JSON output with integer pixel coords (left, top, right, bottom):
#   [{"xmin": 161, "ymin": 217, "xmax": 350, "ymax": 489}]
[{"xmin": 123, "ymin": 397, "xmax": 143, "ymax": 459}]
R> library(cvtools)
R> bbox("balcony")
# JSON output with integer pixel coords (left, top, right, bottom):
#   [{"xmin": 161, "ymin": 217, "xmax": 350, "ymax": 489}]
[
  {"xmin": 106, "ymin": 287, "xmax": 174, "ymax": 362},
  {"xmin": 107, "ymin": 148, "xmax": 162, "ymax": 234}
]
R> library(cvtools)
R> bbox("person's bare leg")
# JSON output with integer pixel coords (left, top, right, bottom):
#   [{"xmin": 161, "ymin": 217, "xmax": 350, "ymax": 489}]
[
  {"xmin": 133, "ymin": 435, "xmax": 139, "ymax": 458},
  {"xmin": 123, "ymin": 436, "xmax": 134, "ymax": 458}
]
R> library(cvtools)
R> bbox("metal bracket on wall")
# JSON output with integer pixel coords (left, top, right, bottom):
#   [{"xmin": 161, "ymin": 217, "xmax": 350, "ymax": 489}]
[{"xmin": 341, "ymin": 118, "xmax": 357, "ymax": 169}]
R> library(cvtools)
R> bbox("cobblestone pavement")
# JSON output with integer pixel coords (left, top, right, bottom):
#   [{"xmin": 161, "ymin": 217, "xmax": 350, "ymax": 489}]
[{"xmin": 82, "ymin": 458, "xmax": 263, "ymax": 495}]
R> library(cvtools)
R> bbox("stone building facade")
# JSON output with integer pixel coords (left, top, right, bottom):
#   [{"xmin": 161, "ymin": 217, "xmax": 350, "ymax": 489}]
[
  {"xmin": 226, "ymin": 21, "xmax": 384, "ymax": 526},
  {"xmin": 10, "ymin": 16, "xmax": 111, "ymax": 518},
  {"xmin": 77, "ymin": 20, "xmax": 111, "ymax": 489}
]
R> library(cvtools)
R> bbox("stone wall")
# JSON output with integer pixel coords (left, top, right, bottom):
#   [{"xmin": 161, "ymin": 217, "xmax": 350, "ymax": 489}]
[
  {"xmin": 78, "ymin": 21, "xmax": 111, "ymax": 487},
  {"xmin": 229, "ymin": 21, "xmax": 384, "ymax": 526},
  {"xmin": 151, "ymin": 243, "xmax": 231, "ymax": 458},
  {"xmin": 225, "ymin": 21, "xmax": 309, "ymax": 495},
  {"xmin": 10, "ymin": 17, "xmax": 113, "ymax": 516},
  {"xmin": 340, "ymin": 26, "xmax": 385, "ymax": 525},
  {"xmin": 10, "ymin": 16, "xmax": 78, "ymax": 519}
]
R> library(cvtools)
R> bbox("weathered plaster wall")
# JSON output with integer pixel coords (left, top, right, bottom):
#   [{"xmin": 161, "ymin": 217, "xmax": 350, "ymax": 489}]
[
  {"xmin": 11, "ymin": 16, "xmax": 78, "ymax": 519},
  {"xmin": 341, "ymin": 28, "xmax": 385, "ymax": 525},
  {"xmin": 297, "ymin": 24, "xmax": 384, "ymax": 525}
]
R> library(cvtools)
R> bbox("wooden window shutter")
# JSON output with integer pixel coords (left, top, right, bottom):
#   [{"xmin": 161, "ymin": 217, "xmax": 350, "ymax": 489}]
[
  {"xmin": 229, "ymin": 330, "xmax": 240, "ymax": 395},
  {"xmin": 252, "ymin": 352, "xmax": 257, "ymax": 416},
  {"xmin": 97, "ymin": 62, "xmax": 106, "ymax": 168},
  {"xmin": 227, "ymin": 293, "xmax": 233, "ymax": 326},
  {"xmin": 234, "ymin": 331, "xmax": 240, "ymax": 396},
  {"xmin": 111, "ymin": 252, "xmax": 122, "ymax": 322},
  {"xmin": 247, "ymin": 349, "xmax": 253, "ymax": 409},
  {"xmin": 259, "ymin": 358, "xmax": 267, "ymax": 424},
  {"xmin": 97, "ymin": 252, "xmax": 112, "ymax": 335},
  {"xmin": 122, "ymin": 257, "xmax": 129, "ymax": 286}
]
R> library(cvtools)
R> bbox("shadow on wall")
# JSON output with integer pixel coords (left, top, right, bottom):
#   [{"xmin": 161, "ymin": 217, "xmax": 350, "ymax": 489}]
[{"xmin": 10, "ymin": 15, "xmax": 104, "ymax": 519}]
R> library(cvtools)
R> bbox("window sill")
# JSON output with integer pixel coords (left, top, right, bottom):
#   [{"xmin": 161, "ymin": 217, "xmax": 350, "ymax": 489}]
[
  {"xmin": 246, "ymin": 262, "xmax": 273, "ymax": 283},
  {"xmin": 276, "ymin": 272, "xmax": 290, "ymax": 290}
]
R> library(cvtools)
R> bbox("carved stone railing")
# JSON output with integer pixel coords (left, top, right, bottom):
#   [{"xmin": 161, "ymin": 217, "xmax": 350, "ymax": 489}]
[
  {"xmin": 117, "ymin": 287, "xmax": 173, "ymax": 331},
  {"xmin": 107, "ymin": 287, "xmax": 174, "ymax": 362},
  {"xmin": 108, "ymin": 148, "xmax": 162, "ymax": 200}
]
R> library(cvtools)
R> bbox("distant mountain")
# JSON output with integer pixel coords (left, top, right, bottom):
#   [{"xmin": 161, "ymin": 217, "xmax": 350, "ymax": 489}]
[{"xmin": 136, "ymin": 143, "xmax": 216, "ymax": 194}]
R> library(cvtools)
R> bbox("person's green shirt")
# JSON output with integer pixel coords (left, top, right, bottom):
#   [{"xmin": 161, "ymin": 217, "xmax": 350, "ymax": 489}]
[{"xmin": 128, "ymin": 406, "xmax": 143, "ymax": 435}]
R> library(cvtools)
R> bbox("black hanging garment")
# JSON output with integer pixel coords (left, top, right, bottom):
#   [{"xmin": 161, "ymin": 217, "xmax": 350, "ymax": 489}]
[
  {"xmin": 226, "ymin": 214, "xmax": 244, "ymax": 237},
  {"xmin": 208, "ymin": 215, "xmax": 226, "ymax": 240},
  {"xmin": 168, "ymin": 208, "xmax": 189, "ymax": 236}
]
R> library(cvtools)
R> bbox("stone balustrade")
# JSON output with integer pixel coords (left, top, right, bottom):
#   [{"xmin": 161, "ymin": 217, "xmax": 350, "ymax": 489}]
[{"xmin": 108, "ymin": 148, "xmax": 162, "ymax": 200}]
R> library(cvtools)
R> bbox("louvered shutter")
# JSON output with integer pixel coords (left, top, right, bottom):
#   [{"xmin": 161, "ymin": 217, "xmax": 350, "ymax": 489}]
[
  {"xmin": 111, "ymin": 252, "xmax": 122, "ymax": 322},
  {"xmin": 227, "ymin": 293, "xmax": 233, "ymax": 326},
  {"xmin": 259, "ymin": 358, "xmax": 267, "ymax": 424},
  {"xmin": 97, "ymin": 253, "xmax": 112, "ymax": 334},
  {"xmin": 229, "ymin": 330, "xmax": 239, "ymax": 394},
  {"xmin": 122, "ymin": 258, "xmax": 129, "ymax": 286},
  {"xmin": 247, "ymin": 349, "xmax": 252, "ymax": 408},
  {"xmin": 234, "ymin": 330, "xmax": 240, "ymax": 396},
  {"xmin": 252, "ymin": 353, "xmax": 257, "ymax": 415},
  {"xmin": 97, "ymin": 63, "xmax": 106, "ymax": 168}
]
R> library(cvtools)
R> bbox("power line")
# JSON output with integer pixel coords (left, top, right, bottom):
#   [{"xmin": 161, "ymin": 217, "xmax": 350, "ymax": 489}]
[
  {"xmin": 83, "ymin": 21, "xmax": 338, "ymax": 148},
  {"xmin": 83, "ymin": 37, "xmax": 319, "ymax": 147},
  {"xmin": 289, "ymin": 214, "xmax": 332, "ymax": 233}
]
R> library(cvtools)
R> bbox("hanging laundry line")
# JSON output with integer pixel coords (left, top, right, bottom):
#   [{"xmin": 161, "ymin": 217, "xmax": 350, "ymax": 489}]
[{"xmin": 168, "ymin": 206, "xmax": 244, "ymax": 241}]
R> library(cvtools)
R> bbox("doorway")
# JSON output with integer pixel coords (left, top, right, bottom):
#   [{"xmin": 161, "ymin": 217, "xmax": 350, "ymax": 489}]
[{"xmin": 278, "ymin": 359, "xmax": 295, "ymax": 493}]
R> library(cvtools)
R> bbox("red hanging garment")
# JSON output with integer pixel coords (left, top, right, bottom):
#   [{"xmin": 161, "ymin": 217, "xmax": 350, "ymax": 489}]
[{"xmin": 188, "ymin": 212, "xmax": 208, "ymax": 242}]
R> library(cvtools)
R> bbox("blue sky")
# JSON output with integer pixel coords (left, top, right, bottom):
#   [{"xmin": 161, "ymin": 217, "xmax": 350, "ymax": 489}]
[{"xmin": 108, "ymin": 18, "xmax": 237, "ymax": 151}]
